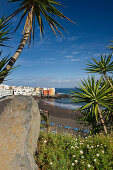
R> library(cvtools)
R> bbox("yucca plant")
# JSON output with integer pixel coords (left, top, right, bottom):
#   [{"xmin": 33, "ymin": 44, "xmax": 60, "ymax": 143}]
[
  {"xmin": 81, "ymin": 107, "xmax": 101, "ymax": 134},
  {"xmin": 0, "ymin": 0, "xmax": 74, "ymax": 83},
  {"xmin": 84, "ymin": 54, "xmax": 113, "ymax": 87},
  {"xmin": 108, "ymin": 39, "xmax": 113, "ymax": 50},
  {"xmin": 0, "ymin": 51, "xmax": 15, "ymax": 84},
  {"xmin": 72, "ymin": 77, "xmax": 113, "ymax": 134},
  {"xmin": 0, "ymin": 17, "xmax": 16, "ymax": 84},
  {"xmin": 0, "ymin": 17, "xmax": 11, "ymax": 47}
]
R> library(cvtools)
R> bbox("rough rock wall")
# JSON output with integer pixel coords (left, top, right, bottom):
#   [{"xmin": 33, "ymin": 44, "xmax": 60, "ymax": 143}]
[{"xmin": 0, "ymin": 96, "xmax": 40, "ymax": 170}]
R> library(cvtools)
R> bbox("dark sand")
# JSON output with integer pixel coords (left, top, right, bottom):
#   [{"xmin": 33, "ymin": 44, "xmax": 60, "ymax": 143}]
[{"xmin": 38, "ymin": 99, "xmax": 90, "ymax": 135}]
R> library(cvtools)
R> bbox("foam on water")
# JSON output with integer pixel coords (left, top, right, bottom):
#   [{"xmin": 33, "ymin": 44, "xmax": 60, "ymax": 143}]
[{"xmin": 43, "ymin": 99, "xmax": 81, "ymax": 110}]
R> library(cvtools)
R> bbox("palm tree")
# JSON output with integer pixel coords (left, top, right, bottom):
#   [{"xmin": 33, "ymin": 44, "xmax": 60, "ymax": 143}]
[
  {"xmin": 0, "ymin": 0, "xmax": 74, "ymax": 83},
  {"xmin": 84, "ymin": 54, "xmax": 113, "ymax": 87},
  {"xmin": 72, "ymin": 77, "xmax": 113, "ymax": 134}
]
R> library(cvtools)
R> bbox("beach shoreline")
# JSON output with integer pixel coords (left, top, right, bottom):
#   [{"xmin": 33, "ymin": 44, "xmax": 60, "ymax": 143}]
[{"xmin": 37, "ymin": 99, "xmax": 90, "ymax": 134}]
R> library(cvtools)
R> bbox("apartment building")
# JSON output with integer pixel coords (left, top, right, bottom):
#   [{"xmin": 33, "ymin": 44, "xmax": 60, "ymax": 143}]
[{"xmin": 43, "ymin": 88, "xmax": 55, "ymax": 96}]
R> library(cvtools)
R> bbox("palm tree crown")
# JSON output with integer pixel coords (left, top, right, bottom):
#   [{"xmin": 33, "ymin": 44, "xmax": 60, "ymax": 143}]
[
  {"xmin": 6, "ymin": 0, "xmax": 74, "ymax": 44},
  {"xmin": 84, "ymin": 54, "xmax": 113, "ymax": 87},
  {"xmin": 72, "ymin": 77, "xmax": 113, "ymax": 120},
  {"xmin": 0, "ymin": 0, "xmax": 74, "ymax": 84},
  {"xmin": 85, "ymin": 54, "xmax": 113, "ymax": 75}
]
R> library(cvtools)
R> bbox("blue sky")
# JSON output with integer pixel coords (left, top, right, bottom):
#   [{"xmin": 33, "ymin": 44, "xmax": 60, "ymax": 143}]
[{"xmin": 0, "ymin": 0, "xmax": 113, "ymax": 88}]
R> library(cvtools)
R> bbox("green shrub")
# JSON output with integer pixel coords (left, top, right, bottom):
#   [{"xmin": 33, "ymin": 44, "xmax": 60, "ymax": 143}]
[{"xmin": 34, "ymin": 132, "xmax": 113, "ymax": 170}]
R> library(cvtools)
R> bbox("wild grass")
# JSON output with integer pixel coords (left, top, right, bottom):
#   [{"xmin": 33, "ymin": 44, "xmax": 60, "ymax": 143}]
[{"xmin": 34, "ymin": 131, "xmax": 113, "ymax": 170}]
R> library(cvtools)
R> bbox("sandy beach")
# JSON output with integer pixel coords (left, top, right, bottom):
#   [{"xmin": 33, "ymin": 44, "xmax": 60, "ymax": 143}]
[{"xmin": 38, "ymin": 99, "xmax": 90, "ymax": 135}]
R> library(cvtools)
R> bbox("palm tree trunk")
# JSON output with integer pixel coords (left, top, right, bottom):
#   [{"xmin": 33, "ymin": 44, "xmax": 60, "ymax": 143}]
[
  {"xmin": 104, "ymin": 73, "xmax": 113, "ymax": 87},
  {"xmin": 0, "ymin": 10, "xmax": 33, "ymax": 83},
  {"xmin": 98, "ymin": 106, "xmax": 108, "ymax": 134}
]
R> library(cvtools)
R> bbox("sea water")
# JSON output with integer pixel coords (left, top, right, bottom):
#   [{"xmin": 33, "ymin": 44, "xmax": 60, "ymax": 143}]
[{"xmin": 44, "ymin": 88, "xmax": 84, "ymax": 110}]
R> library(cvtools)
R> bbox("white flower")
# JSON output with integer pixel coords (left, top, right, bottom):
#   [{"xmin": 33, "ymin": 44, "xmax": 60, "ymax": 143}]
[
  {"xmin": 75, "ymin": 160, "xmax": 78, "ymax": 163},
  {"xmin": 87, "ymin": 164, "xmax": 91, "ymax": 168},
  {"xmin": 71, "ymin": 146, "xmax": 74, "ymax": 149},
  {"xmin": 94, "ymin": 159, "xmax": 96, "ymax": 162},
  {"xmin": 102, "ymin": 150, "xmax": 104, "ymax": 153},
  {"xmin": 91, "ymin": 146, "xmax": 94, "ymax": 149},
  {"xmin": 80, "ymin": 150, "xmax": 83, "ymax": 154},
  {"xmin": 73, "ymin": 155, "xmax": 75, "ymax": 157},
  {"xmin": 87, "ymin": 144, "xmax": 89, "ymax": 148},
  {"xmin": 97, "ymin": 145, "xmax": 99, "ymax": 147},
  {"xmin": 72, "ymin": 163, "xmax": 75, "ymax": 166},
  {"xmin": 50, "ymin": 162, "xmax": 53, "ymax": 165},
  {"xmin": 81, "ymin": 156, "xmax": 84, "ymax": 158},
  {"xmin": 96, "ymin": 154, "xmax": 99, "ymax": 157},
  {"xmin": 44, "ymin": 140, "xmax": 47, "ymax": 144}
]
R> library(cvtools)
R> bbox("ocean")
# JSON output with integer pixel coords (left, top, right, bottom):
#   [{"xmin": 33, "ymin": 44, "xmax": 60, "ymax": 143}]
[{"xmin": 44, "ymin": 88, "xmax": 83, "ymax": 110}]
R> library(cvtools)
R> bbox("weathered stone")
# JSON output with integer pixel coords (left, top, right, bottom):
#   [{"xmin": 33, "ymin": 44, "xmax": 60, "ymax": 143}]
[{"xmin": 0, "ymin": 95, "xmax": 40, "ymax": 170}]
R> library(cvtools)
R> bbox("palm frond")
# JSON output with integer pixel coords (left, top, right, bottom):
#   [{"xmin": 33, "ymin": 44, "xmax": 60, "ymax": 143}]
[
  {"xmin": 72, "ymin": 76, "xmax": 113, "ymax": 122},
  {"xmin": 0, "ymin": 51, "xmax": 18, "ymax": 83},
  {"xmin": 5, "ymin": 0, "xmax": 75, "ymax": 45},
  {"xmin": 0, "ymin": 17, "xmax": 11, "ymax": 47},
  {"xmin": 84, "ymin": 54, "xmax": 113, "ymax": 76}
]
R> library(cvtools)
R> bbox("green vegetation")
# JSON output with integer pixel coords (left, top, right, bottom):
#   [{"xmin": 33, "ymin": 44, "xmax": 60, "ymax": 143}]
[
  {"xmin": 0, "ymin": 17, "xmax": 14, "ymax": 84},
  {"xmin": 0, "ymin": 17, "xmax": 11, "ymax": 47},
  {"xmin": 72, "ymin": 55, "xmax": 113, "ymax": 134},
  {"xmin": 0, "ymin": 51, "xmax": 13, "ymax": 83},
  {"xmin": 72, "ymin": 77, "xmax": 113, "ymax": 134},
  {"xmin": 35, "ymin": 131, "xmax": 113, "ymax": 170},
  {"xmin": 85, "ymin": 54, "xmax": 113, "ymax": 87}
]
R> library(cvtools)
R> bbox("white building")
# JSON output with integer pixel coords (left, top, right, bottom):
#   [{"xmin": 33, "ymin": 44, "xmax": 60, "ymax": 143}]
[
  {"xmin": 6, "ymin": 89, "xmax": 13, "ymax": 96},
  {"xmin": 0, "ymin": 84, "xmax": 7, "ymax": 98}
]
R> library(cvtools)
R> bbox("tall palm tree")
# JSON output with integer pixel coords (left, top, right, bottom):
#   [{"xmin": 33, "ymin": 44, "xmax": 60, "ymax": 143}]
[
  {"xmin": 0, "ymin": 0, "xmax": 74, "ymax": 83},
  {"xmin": 84, "ymin": 54, "xmax": 113, "ymax": 87},
  {"xmin": 72, "ymin": 77, "xmax": 113, "ymax": 134}
]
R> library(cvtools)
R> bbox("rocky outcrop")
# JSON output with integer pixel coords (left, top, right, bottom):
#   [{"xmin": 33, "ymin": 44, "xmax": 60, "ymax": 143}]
[
  {"xmin": 0, "ymin": 95, "xmax": 40, "ymax": 170},
  {"xmin": 34, "ymin": 93, "xmax": 72, "ymax": 100}
]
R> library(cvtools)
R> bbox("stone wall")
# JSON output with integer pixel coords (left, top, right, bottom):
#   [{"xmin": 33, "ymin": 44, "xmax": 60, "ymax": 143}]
[{"xmin": 0, "ymin": 95, "xmax": 40, "ymax": 170}]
